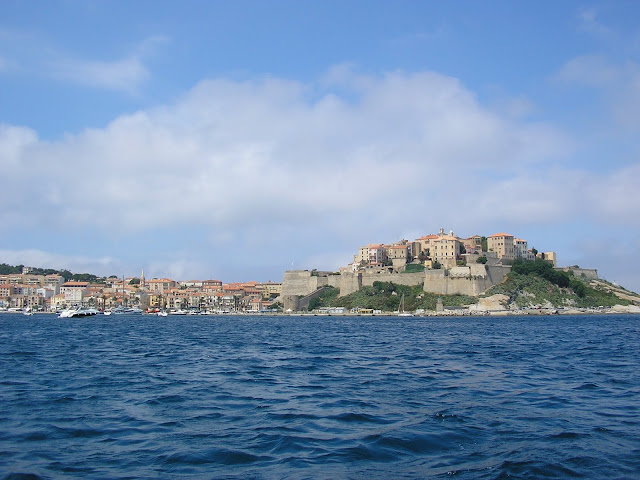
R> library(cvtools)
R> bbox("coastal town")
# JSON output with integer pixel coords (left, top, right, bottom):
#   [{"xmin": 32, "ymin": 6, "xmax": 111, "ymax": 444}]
[
  {"xmin": 0, "ymin": 270, "xmax": 284, "ymax": 314},
  {"xmin": 0, "ymin": 228, "xmax": 559, "ymax": 314}
]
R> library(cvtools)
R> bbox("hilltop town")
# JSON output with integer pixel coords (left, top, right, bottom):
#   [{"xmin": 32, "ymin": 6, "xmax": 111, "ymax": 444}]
[
  {"xmin": 345, "ymin": 228, "xmax": 555, "ymax": 272},
  {"xmin": 279, "ymin": 228, "xmax": 627, "ymax": 312}
]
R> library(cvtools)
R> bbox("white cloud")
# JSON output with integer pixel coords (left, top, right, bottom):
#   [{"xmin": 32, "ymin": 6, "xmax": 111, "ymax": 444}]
[
  {"xmin": 2, "ymin": 66, "xmax": 639, "ymax": 289},
  {"xmin": 0, "ymin": 28, "xmax": 162, "ymax": 93},
  {"xmin": 47, "ymin": 35, "xmax": 168, "ymax": 93},
  {"xmin": 577, "ymin": 8, "xmax": 612, "ymax": 38},
  {"xmin": 555, "ymin": 55, "xmax": 640, "ymax": 132},
  {"xmin": 0, "ymin": 69, "xmax": 574, "ymax": 235},
  {"xmin": 554, "ymin": 54, "xmax": 621, "ymax": 87},
  {"xmin": 50, "ymin": 56, "xmax": 149, "ymax": 93}
]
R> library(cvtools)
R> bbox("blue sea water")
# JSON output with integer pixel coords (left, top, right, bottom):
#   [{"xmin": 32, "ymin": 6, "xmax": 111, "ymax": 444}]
[{"xmin": 0, "ymin": 313, "xmax": 639, "ymax": 479}]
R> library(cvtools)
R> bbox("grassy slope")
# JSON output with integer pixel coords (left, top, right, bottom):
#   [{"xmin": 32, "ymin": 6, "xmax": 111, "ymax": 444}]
[
  {"xmin": 483, "ymin": 272, "xmax": 630, "ymax": 308},
  {"xmin": 310, "ymin": 282, "xmax": 475, "ymax": 312},
  {"xmin": 309, "ymin": 274, "xmax": 633, "ymax": 311}
]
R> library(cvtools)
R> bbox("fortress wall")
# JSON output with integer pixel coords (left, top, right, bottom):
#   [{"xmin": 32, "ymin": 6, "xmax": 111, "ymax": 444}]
[
  {"xmin": 282, "ymin": 271, "xmax": 362, "ymax": 300},
  {"xmin": 558, "ymin": 267, "xmax": 598, "ymax": 280},
  {"xmin": 361, "ymin": 272, "xmax": 425, "ymax": 288},
  {"xmin": 281, "ymin": 271, "xmax": 319, "ymax": 297},
  {"xmin": 282, "ymin": 264, "xmax": 512, "ymax": 306},
  {"xmin": 423, "ymin": 265, "xmax": 511, "ymax": 296}
]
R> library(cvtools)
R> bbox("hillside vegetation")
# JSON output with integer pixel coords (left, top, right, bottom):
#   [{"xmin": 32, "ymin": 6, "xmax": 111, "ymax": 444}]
[
  {"xmin": 309, "ymin": 259, "xmax": 636, "ymax": 312},
  {"xmin": 483, "ymin": 259, "xmax": 632, "ymax": 308},
  {"xmin": 310, "ymin": 282, "xmax": 475, "ymax": 312}
]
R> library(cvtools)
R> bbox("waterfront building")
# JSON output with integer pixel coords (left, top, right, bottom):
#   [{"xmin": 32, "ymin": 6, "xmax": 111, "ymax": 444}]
[
  {"xmin": 147, "ymin": 278, "xmax": 177, "ymax": 294},
  {"xmin": 60, "ymin": 282, "xmax": 89, "ymax": 304}
]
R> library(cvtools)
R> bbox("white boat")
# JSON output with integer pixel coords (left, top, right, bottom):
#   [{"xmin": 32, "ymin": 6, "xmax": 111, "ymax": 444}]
[
  {"xmin": 23, "ymin": 309, "xmax": 34, "ymax": 316},
  {"xmin": 397, "ymin": 294, "xmax": 414, "ymax": 317},
  {"xmin": 59, "ymin": 307, "xmax": 99, "ymax": 318},
  {"xmin": 156, "ymin": 311, "xmax": 168, "ymax": 317},
  {"xmin": 111, "ymin": 306, "xmax": 143, "ymax": 315}
]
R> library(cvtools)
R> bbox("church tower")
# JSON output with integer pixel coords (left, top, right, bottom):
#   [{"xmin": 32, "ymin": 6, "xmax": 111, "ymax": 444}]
[{"xmin": 140, "ymin": 268, "xmax": 146, "ymax": 289}]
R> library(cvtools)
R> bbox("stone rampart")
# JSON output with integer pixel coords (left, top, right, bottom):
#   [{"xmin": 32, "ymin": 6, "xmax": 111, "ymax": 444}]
[
  {"xmin": 360, "ymin": 272, "xmax": 425, "ymax": 289},
  {"xmin": 281, "ymin": 270, "xmax": 359, "ymax": 300},
  {"xmin": 423, "ymin": 265, "xmax": 510, "ymax": 296},
  {"xmin": 281, "ymin": 264, "xmax": 511, "ymax": 305},
  {"xmin": 558, "ymin": 267, "xmax": 598, "ymax": 280}
]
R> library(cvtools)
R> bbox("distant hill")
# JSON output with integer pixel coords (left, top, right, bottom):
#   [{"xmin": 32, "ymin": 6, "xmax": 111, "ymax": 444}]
[{"xmin": 0, "ymin": 263, "xmax": 108, "ymax": 284}]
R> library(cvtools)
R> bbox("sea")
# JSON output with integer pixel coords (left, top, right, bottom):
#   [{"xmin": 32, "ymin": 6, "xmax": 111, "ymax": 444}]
[{"xmin": 1, "ymin": 313, "xmax": 639, "ymax": 480}]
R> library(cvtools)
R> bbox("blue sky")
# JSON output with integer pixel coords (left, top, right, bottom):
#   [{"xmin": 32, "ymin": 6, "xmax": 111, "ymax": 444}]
[{"xmin": 1, "ymin": 0, "xmax": 640, "ymax": 291}]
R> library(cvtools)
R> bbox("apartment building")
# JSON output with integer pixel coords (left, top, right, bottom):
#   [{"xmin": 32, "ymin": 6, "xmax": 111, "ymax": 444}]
[
  {"xmin": 431, "ymin": 234, "xmax": 461, "ymax": 267},
  {"xmin": 60, "ymin": 281, "xmax": 89, "ymax": 304},
  {"xmin": 147, "ymin": 278, "xmax": 177, "ymax": 293},
  {"xmin": 356, "ymin": 244, "xmax": 388, "ymax": 265},
  {"xmin": 487, "ymin": 233, "xmax": 515, "ymax": 260},
  {"xmin": 463, "ymin": 235, "xmax": 483, "ymax": 254}
]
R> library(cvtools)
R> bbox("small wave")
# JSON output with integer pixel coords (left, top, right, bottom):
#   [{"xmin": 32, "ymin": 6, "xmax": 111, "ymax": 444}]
[
  {"xmin": 548, "ymin": 431, "xmax": 584, "ymax": 440},
  {"xmin": 574, "ymin": 382, "xmax": 599, "ymax": 390},
  {"xmin": 3, "ymin": 474, "xmax": 44, "ymax": 480},
  {"xmin": 370, "ymin": 433, "xmax": 454, "ymax": 455},
  {"xmin": 328, "ymin": 412, "xmax": 386, "ymax": 424},
  {"xmin": 433, "ymin": 411, "xmax": 464, "ymax": 422},
  {"xmin": 495, "ymin": 460, "xmax": 583, "ymax": 479},
  {"xmin": 52, "ymin": 426, "xmax": 103, "ymax": 438},
  {"xmin": 144, "ymin": 394, "xmax": 185, "ymax": 405},
  {"xmin": 162, "ymin": 448, "xmax": 266, "ymax": 466},
  {"xmin": 338, "ymin": 443, "xmax": 396, "ymax": 462},
  {"xmin": 267, "ymin": 412, "xmax": 320, "ymax": 421}
]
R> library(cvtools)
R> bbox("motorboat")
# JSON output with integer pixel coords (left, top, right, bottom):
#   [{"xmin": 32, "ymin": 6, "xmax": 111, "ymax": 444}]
[
  {"xmin": 111, "ymin": 306, "xmax": 143, "ymax": 315},
  {"xmin": 59, "ymin": 307, "xmax": 99, "ymax": 318}
]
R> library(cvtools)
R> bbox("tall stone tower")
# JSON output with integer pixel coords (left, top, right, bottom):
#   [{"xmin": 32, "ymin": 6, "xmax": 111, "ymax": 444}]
[{"xmin": 140, "ymin": 268, "xmax": 146, "ymax": 289}]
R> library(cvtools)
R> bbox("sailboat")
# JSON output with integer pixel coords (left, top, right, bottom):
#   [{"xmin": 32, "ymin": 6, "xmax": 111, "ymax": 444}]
[{"xmin": 397, "ymin": 293, "xmax": 414, "ymax": 317}]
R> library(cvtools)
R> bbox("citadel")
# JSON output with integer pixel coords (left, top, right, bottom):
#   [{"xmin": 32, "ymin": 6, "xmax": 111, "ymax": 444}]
[{"xmin": 281, "ymin": 228, "xmax": 593, "ymax": 312}]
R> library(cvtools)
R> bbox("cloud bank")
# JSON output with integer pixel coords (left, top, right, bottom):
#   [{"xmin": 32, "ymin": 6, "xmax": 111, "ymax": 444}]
[{"xmin": 1, "ymin": 67, "xmax": 638, "ymax": 287}]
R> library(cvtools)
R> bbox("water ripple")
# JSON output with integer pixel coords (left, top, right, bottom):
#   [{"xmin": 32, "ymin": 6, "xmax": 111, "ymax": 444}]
[{"xmin": 0, "ymin": 313, "xmax": 639, "ymax": 479}]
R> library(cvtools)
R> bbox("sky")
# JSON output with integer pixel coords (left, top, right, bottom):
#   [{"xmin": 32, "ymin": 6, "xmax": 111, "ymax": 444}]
[{"xmin": 1, "ymin": 1, "xmax": 639, "ymax": 291}]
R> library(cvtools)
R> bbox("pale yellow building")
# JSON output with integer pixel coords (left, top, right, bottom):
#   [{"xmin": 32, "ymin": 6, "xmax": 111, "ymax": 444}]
[
  {"xmin": 431, "ymin": 234, "xmax": 460, "ymax": 267},
  {"xmin": 537, "ymin": 251, "xmax": 557, "ymax": 267},
  {"xmin": 356, "ymin": 244, "xmax": 388, "ymax": 265},
  {"xmin": 487, "ymin": 233, "xmax": 514, "ymax": 260},
  {"xmin": 147, "ymin": 278, "xmax": 177, "ymax": 294},
  {"xmin": 463, "ymin": 235, "xmax": 484, "ymax": 254}
]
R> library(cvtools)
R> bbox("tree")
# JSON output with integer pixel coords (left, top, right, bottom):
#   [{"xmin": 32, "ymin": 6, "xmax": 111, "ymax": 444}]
[
  {"xmin": 432, "ymin": 261, "xmax": 442, "ymax": 270},
  {"xmin": 476, "ymin": 256, "xmax": 488, "ymax": 264},
  {"xmin": 481, "ymin": 236, "xmax": 488, "ymax": 252}
]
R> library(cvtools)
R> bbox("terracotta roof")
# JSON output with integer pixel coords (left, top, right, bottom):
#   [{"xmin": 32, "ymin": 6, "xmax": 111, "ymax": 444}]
[{"xmin": 488, "ymin": 233, "xmax": 514, "ymax": 238}]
